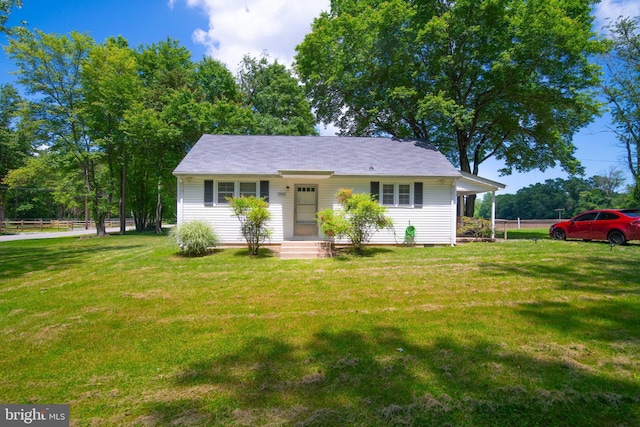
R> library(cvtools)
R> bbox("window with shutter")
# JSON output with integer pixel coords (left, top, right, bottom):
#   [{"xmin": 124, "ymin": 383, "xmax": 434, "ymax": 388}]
[
  {"xmin": 382, "ymin": 184, "xmax": 395, "ymax": 205},
  {"xmin": 398, "ymin": 184, "xmax": 411, "ymax": 205},
  {"xmin": 380, "ymin": 182, "xmax": 413, "ymax": 207},
  {"xmin": 239, "ymin": 182, "xmax": 257, "ymax": 197},
  {"xmin": 217, "ymin": 182, "xmax": 234, "ymax": 204}
]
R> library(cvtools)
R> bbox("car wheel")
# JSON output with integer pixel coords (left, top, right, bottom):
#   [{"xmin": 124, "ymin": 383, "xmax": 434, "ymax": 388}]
[
  {"xmin": 608, "ymin": 230, "xmax": 627, "ymax": 245},
  {"xmin": 552, "ymin": 228, "xmax": 566, "ymax": 240}
]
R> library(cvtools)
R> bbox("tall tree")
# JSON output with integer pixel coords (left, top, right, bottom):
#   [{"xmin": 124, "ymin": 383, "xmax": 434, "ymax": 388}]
[
  {"xmin": 82, "ymin": 36, "xmax": 141, "ymax": 234},
  {"xmin": 126, "ymin": 38, "xmax": 195, "ymax": 231},
  {"xmin": 296, "ymin": 0, "xmax": 606, "ymax": 215},
  {"xmin": 4, "ymin": 29, "xmax": 112, "ymax": 235},
  {"xmin": 238, "ymin": 54, "xmax": 317, "ymax": 135},
  {"xmin": 601, "ymin": 16, "xmax": 640, "ymax": 204},
  {"xmin": 592, "ymin": 167, "xmax": 626, "ymax": 202},
  {"xmin": 0, "ymin": 83, "xmax": 27, "ymax": 221}
]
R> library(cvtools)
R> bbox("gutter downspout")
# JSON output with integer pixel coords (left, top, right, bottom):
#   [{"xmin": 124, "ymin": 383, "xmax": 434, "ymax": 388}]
[
  {"xmin": 177, "ymin": 177, "xmax": 183, "ymax": 225},
  {"xmin": 452, "ymin": 180, "xmax": 458, "ymax": 246}
]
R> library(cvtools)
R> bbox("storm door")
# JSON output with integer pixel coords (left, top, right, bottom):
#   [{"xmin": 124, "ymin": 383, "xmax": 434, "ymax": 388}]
[{"xmin": 294, "ymin": 185, "xmax": 318, "ymax": 236}]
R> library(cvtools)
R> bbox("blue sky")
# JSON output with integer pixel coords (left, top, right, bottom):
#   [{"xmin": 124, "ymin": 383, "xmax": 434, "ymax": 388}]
[{"xmin": 1, "ymin": 0, "xmax": 639, "ymax": 194}]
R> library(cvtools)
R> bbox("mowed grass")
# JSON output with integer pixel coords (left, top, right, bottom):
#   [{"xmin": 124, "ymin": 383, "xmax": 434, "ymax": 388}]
[{"xmin": 1, "ymin": 232, "xmax": 639, "ymax": 426}]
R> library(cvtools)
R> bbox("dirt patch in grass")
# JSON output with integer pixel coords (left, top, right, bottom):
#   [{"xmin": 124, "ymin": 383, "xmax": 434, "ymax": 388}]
[
  {"xmin": 121, "ymin": 290, "xmax": 172, "ymax": 300},
  {"xmin": 142, "ymin": 385, "xmax": 222, "ymax": 404}
]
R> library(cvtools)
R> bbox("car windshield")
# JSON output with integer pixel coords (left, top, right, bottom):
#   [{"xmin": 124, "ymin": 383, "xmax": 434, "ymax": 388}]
[{"xmin": 621, "ymin": 210, "xmax": 640, "ymax": 218}]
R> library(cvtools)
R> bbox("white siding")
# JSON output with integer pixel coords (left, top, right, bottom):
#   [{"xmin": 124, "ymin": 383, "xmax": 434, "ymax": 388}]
[{"xmin": 177, "ymin": 175, "xmax": 457, "ymax": 246}]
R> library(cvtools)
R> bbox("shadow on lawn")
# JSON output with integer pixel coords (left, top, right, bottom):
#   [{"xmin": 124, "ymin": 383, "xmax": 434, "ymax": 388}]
[
  {"xmin": 332, "ymin": 246, "xmax": 394, "ymax": 260},
  {"xmin": 232, "ymin": 247, "xmax": 277, "ymax": 258},
  {"xmin": 479, "ymin": 251, "xmax": 640, "ymax": 296},
  {"xmin": 141, "ymin": 326, "xmax": 640, "ymax": 426},
  {"xmin": 516, "ymin": 297, "xmax": 640, "ymax": 343}
]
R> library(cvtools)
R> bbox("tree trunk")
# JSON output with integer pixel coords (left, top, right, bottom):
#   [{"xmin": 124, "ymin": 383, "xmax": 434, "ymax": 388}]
[
  {"xmin": 84, "ymin": 195, "xmax": 90, "ymax": 229},
  {"xmin": 92, "ymin": 194, "xmax": 108, "ymax": 237},
  {"xmin": 458, "ymin": 144, "xmax": 476, "ymax": 217},
  {"xmin": 95, "ymin": 216, "xmax": 107, "ymax": 237},
  {"xmin": 464, "ymin": 194, "xmax": 476, "ymax": 218},
  {"xmin": 456, "ymin": 131, "xmax": 481, "ymax": 218},
  {"xmin": 0, "ymin": 188, "xmax": 6, "ymax": 223},
  {"xmin": 155, "ymin": 179, "xmax": 162, "ymax": 234},
  {"xmin": 119, "ymin": 153, "xmax": 127, "ymax": 235}
]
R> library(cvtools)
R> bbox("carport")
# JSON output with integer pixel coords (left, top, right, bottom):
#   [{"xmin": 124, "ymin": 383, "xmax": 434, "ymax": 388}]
[{"xmin": 456, "ymin": 172, "xmax": 507, "ymax": 240}]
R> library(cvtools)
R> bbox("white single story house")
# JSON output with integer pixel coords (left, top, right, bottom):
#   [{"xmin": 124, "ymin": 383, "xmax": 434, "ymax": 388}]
[{"xmin": 173, "ymin": 134, "xmax": 505, "ymax": 246}]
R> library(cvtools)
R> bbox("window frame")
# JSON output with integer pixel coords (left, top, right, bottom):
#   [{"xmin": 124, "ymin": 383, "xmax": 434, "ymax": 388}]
[
  {"xmin": 239, "ymin": 181, "xmax": 258, "ymax": 198},
  {"xmin": 380, "ymin": 182, "xmax": 413, "ymax": 207},
  {"xmin": 216, "ymin": 181, "xmax": 235, "ymax": 204},
  {"xmin": 206, "ymin": 180, "xmax": 260, "ymax": 205}
]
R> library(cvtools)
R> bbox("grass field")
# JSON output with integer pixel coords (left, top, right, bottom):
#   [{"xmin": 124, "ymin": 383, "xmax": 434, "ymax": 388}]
[{"xmin": 1, "ymin": 230, "xmax": 639, "ymax": 426}]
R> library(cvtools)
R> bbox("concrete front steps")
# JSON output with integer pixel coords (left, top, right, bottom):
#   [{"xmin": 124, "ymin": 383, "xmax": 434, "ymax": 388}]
[{"xmin": 279, "ymin": 240, "xmax": 333, "ymax": 260}]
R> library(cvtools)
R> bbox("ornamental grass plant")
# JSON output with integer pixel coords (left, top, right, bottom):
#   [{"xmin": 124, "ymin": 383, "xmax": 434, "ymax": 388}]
[{"xmin": 168, "ymin": 219, "xmax": 219, "ymax": 256}]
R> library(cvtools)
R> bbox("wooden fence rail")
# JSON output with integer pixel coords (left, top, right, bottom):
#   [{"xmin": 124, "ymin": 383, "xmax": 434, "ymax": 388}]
[{"xmin": 0, "ymin": 219, "xmax": 134, "ymax": 233}]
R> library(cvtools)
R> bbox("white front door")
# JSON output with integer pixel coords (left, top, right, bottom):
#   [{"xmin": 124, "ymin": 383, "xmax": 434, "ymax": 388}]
[{"xmin": 294, "ymin": 185, "xmax": 318, "ymax": 236}]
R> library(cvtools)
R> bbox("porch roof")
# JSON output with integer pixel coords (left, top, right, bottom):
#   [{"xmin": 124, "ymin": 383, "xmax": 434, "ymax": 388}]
[{"xmin": 456, "ymin": 171, "xmax": 506, "ymax": 195}]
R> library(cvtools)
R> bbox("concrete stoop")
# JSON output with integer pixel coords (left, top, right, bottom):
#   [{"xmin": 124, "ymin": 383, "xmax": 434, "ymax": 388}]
[{"xmin": 279, "ymin": 240, "xmax": 333, "ymax": 260}]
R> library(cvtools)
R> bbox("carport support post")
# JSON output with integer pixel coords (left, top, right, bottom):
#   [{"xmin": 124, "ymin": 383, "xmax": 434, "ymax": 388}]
[{"xmin": 491, "ymin": 190, "xmax": 496, "ymax": 240}]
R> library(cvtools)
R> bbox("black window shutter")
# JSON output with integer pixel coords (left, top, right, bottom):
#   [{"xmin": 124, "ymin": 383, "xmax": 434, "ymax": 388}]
[
  {"xmin": 370, "ymin": 181, "xmax": 380, "ymax": 201},
  {"xmin": 204, "ymin": 180, "xmax": 214, "ymax": 206},
  {"xmin": 260, "ymin": 180, "xmax": 269, "ymax": 203},
  {"xmin": 414, "ymin": 182, "xmax": 423, "ymax": 207}
]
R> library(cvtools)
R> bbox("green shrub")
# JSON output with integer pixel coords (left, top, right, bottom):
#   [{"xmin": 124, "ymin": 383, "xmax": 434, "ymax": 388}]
[
  {"xmin": 227, "ymin": 196, "xmax": 272, "ymax": 256},
  {"xmin": 169, "ymin": 219, "xmax": 219, "ymax": 256},
  {"xmin": 458, "ymin": 216, "xmax": 492, "ymax": 240},
  {"xmin": 318, "ymin": 188, "xmax": 393, "ymax": 254}
]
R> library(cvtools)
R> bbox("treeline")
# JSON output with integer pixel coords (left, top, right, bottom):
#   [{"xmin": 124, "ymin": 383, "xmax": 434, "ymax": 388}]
[
  {"xmin": 477, "ymin": 171, "xmax": 636, "ymax": 220},
  {"xmin": 0, "ymin": 29, "xmax": 317, "ymax": 234}
]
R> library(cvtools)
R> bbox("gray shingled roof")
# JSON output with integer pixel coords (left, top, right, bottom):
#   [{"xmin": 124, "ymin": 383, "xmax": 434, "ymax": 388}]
[{"xmin": 173, "ymin": 134, "xmax": 462, "ymax": 178}]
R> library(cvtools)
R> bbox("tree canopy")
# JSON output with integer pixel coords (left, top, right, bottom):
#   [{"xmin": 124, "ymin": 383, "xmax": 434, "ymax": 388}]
[
  {"xmin": 295, "ymin": 0, "xmax": 607, "ymax": 215},
  {"xmin": 479, "ymin": 171, "xmax": 632, "ymax": 220},
  {"xmin": 237, "ymin": 54, "xmax": 318, "ymax": 136},
  {"xmin": 601, "ymin": 16, "xmax": 640, "ymax": 204},
  {"xmin": 1, "ymin": 28, "xmax": 317, "ymax": 232},
  {"xmin": 0, "ymin": 0, "xmax": 21, "ymax": 34}
]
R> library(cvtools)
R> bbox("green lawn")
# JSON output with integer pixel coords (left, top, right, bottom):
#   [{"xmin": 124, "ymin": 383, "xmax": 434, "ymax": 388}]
[{"xmin": 1, "ymin": 233, "xmax": 639, "ymax": 426}]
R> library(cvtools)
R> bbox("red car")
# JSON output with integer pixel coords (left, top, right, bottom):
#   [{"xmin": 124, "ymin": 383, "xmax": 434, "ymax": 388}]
[{"xmin": 550, "ymin": 209, "xmax": 640, "ymax": 245}]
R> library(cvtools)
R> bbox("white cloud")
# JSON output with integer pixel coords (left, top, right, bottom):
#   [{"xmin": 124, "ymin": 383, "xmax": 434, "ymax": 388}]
[
  {"xmin": 177, "ymin": 0, "xmax": 330, "ymax": 72},
  {"xmin": 593, "ymin": 0, "xmax": 640, "ymax": 33},
  {"xmin": 176, "ymin": 0, "xmax": 640, "ymax": 71}
]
